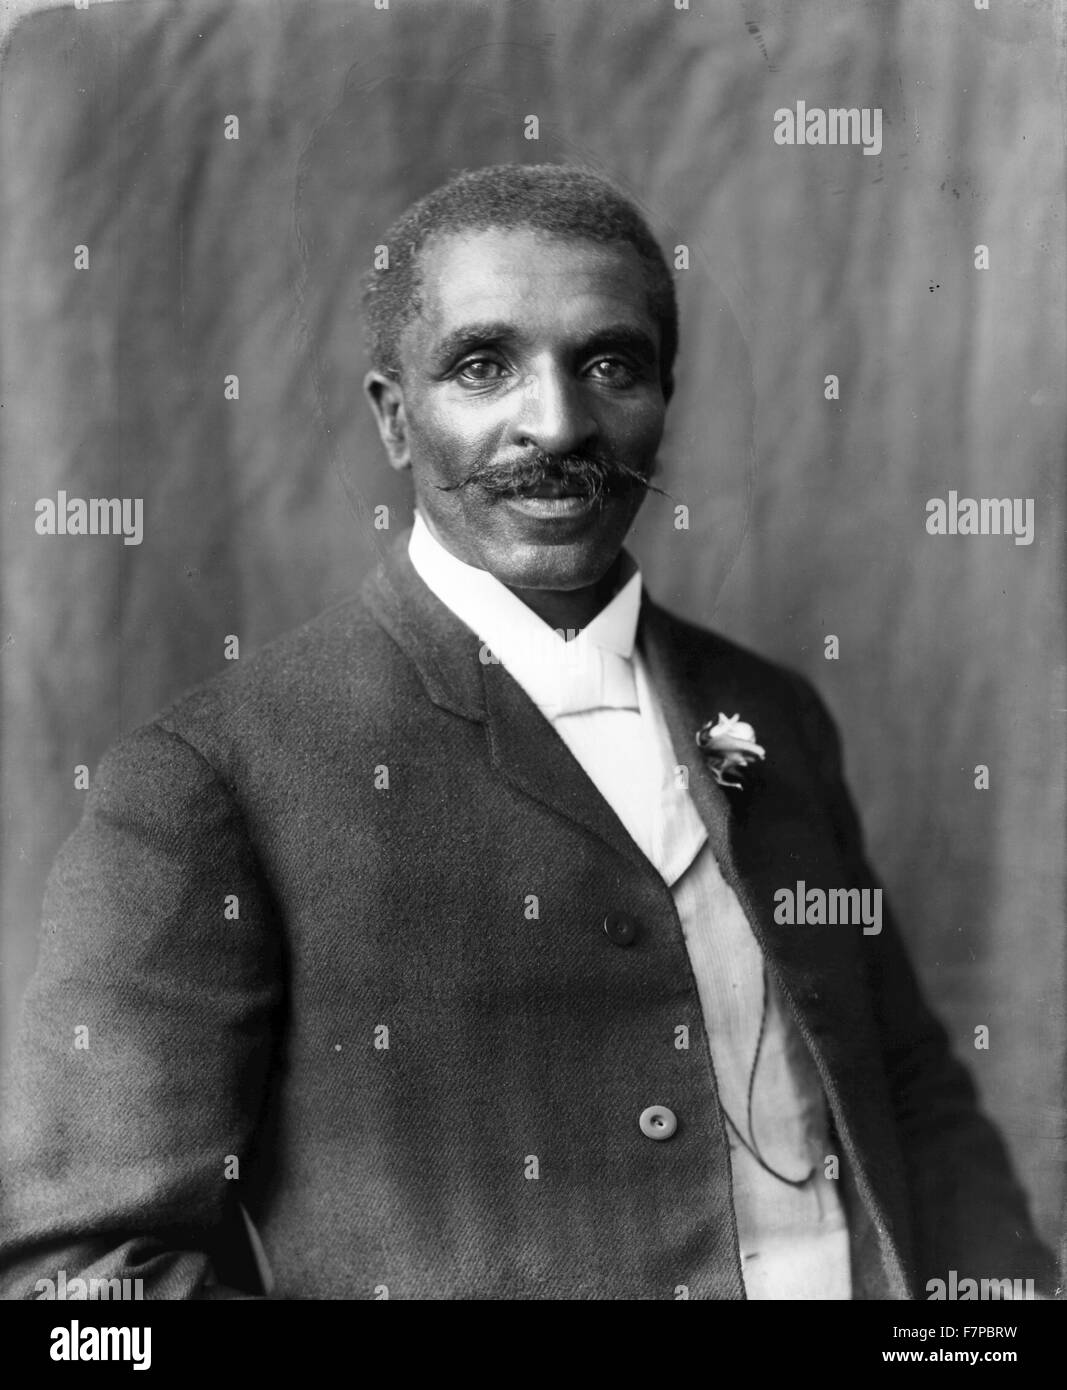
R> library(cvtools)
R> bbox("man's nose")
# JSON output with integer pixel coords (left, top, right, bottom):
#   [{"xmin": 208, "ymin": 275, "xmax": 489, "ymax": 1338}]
[{"xmin": 508, "ymin": 367, "xmax": 597, "ymax": 456}]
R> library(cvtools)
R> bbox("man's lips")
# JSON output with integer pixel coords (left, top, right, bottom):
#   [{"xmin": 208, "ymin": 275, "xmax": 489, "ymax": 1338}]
[
  {"xmin": 501, "ymin": 492, "xmax": 600, "ymax": 520},
  {"xmin": 514, "ymin": 478, "xmax": 591, "ymax": 499}
]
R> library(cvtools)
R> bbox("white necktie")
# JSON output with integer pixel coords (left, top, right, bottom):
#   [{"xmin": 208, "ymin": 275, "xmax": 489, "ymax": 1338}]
[{"xmin": 541, "ymin": 644, "xmax": 639, "ymax": 717}]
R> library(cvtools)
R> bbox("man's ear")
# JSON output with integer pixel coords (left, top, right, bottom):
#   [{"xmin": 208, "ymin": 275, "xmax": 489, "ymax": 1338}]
[{"xmin": 364, "ymin": 371, "xmax": 411, "ymax": 471}]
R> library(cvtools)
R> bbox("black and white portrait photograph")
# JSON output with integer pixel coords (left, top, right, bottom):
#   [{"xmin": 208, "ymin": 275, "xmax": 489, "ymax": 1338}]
[{"xmin": 0, "ymin": 0, "xmax": 1063, "ymax": 1357}]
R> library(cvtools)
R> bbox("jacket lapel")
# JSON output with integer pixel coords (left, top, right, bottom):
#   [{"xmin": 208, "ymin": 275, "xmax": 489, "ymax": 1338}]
[
  {"xmin": 480, "ymin": 660, "xmax": 660, "ymax": 878},
  {"xmin": 636, "ymin": 595, "xmax": 736, "ymax": 872}
]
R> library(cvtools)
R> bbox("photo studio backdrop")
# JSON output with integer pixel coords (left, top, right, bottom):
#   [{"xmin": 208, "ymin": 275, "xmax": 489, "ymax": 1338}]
[{"xmin": 1, "ymin": 0, "xmax": 1063, "ymax": 1250}]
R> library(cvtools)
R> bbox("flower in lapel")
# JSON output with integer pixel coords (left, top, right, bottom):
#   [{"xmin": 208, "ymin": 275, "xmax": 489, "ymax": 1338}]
[{"xmin": 695, "ymin": 712, "xmax": 766, "ymax": 790}]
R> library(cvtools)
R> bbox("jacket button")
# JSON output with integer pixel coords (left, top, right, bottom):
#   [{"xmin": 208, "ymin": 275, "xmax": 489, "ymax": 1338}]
[
  {"xmin": 639, "ymin": 1105, "xmax": 678, "ymax": 1140},
  {"xmin": 603, "ymin": 911, "xmax": 638, "ymax": 946}
]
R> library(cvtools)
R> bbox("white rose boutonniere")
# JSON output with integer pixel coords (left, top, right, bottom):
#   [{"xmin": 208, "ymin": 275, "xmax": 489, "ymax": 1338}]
[{"xmin": 695, "ymin": 711, "xmax": 766, "ymax": 790}]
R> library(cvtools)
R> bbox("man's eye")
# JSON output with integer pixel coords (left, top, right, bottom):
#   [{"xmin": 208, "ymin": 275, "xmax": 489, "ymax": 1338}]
[
  {"xmin": 457, "ymin": 358, "xmax": 506, "ymax": 382},
  {"xmin": 587, "ymin": 358, "xmax": 636, "ymax": 384}
]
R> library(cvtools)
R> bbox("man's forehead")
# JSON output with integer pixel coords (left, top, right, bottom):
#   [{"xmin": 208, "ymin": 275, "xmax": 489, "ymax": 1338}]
[{"xmin": 411, "ymin": 227, "xmax": 656, "ymax": 340}]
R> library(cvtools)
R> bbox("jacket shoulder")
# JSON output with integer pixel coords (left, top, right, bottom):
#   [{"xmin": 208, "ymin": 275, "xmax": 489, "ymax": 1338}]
[
  {"xmin": 647, "ymin": 599, "xmax": 830, "ymax": 717},
  {"xmin": 129, "ymin": 591, "xmax": 405, "ymax": 780}
]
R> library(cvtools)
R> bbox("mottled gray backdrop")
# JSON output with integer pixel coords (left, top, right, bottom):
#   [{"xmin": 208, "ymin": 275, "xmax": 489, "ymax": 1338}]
[{"xmin": 1, "ymin": 0, "xmax": 1063, "ymax": 1250}]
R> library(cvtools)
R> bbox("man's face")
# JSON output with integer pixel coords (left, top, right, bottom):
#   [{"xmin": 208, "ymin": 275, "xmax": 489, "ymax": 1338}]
[{"xmin": 365, "ymin": 227, "xmax": 669, "ymax": 593}]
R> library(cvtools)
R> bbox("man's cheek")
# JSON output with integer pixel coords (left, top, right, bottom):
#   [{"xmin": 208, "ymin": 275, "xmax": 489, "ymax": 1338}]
[
  {"xmin": 413, "ymin": 415, "xmax": 493, "ymax": 482},
  {"xmin": 407, "ymin": 431, "xmax": 465, "ymax": 489}
]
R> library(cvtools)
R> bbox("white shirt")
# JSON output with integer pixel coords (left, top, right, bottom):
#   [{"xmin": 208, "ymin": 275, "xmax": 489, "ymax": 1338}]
[{"xmin": 408, "ymin": 510, "xmax": 851, "ymax": 1299}]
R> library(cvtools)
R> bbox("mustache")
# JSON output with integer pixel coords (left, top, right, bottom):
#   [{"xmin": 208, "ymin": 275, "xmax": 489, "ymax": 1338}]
[{"xmin": 434, "ymin": 449, "xmax": 667, "ymax": 501}]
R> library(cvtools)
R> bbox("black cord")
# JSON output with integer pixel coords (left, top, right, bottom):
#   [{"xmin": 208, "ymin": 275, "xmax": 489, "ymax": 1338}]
[{"xmin": 720, "ymin": 965, "xmax": 816, "ymax": 1189}]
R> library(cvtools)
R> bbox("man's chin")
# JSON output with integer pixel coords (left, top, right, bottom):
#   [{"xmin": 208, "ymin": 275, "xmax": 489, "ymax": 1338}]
[{"xmin": 485, "ymin": 535, "xmax": 627, "ymax": 595}]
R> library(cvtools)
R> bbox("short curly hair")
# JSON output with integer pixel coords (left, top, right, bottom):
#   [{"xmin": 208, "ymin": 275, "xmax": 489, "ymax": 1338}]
[{"xmin": 362, "ymin": 164, "xmax": 678, "ymax": 393}]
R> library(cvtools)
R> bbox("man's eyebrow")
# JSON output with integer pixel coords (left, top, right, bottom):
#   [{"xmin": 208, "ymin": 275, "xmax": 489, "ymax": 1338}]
[
  {"xmin": 579, "ymin": 324, "xmax": 659, "ymax": 361},
  {"xmin": 431, "ymin": 322, "xmax": 518, "ymax": 367}
]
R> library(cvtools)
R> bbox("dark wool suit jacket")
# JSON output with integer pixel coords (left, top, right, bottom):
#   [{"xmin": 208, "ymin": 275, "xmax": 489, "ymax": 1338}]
[{"xmin": 0, "ymin": 529, "xmax": 1055, "ymax": 1300}]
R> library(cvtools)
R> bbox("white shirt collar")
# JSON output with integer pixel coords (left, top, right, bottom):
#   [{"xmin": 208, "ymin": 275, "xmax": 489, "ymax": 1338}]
[{"xmin": 407, "ymin": 508, "xmax": 643, "ymax": 712}]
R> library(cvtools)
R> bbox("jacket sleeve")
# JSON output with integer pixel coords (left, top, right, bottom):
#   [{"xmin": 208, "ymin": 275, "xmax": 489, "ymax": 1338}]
[
  {"xmin": 788, "ymin": 672, "xmax": 1060, "ymax": 1298},
  {"xmin": 0, "ymin": 722, "xmax": 283, "ymax": 1300}
]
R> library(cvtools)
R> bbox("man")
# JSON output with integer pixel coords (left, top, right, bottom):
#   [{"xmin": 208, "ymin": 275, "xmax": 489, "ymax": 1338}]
[{"xmin": 0, "ymin": 164, "xmax": 1055, "ymax": 1300}]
